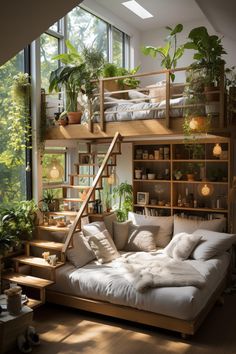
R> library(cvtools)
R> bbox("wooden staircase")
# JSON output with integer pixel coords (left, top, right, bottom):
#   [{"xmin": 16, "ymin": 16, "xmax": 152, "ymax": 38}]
[{"xmin": 2, "ymin": 132, "xmax": 122, "ymax": 308}]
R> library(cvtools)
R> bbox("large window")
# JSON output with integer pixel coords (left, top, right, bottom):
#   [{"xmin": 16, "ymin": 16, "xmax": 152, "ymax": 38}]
[
  {"xmin": 0, "ymin": 52, "xmax": 27, "ymax": 206},
  {"xmin": 67, "ymin": 6, "xmax": 129, "ymax": 68},
  {"xmin": 40, "ymin": 33, "xmax": 59, "ymax": 92}
]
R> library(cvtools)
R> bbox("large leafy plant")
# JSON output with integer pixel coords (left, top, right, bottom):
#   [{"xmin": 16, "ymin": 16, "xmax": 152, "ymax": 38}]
[
  {"xmin": 0, "ymin": 200, "xmax": 38, "ymax": 242},
  {"xmin": 184, "ymin": 26, "xmax": 226, "ymax": 85},
  {"xmin": 142, "ymin": 24, "xmax": 185, "ymax": 81},
  {"xmin": 102, "ymin": 63, "xmax": 141, "ymax": 89},
  {"xmin": 113, "ymin": 182, "xmax": 133, "ymax": 222},
  {"xmin": 49, "ymin": 40, "xmax": 99, "ymax": 112}
]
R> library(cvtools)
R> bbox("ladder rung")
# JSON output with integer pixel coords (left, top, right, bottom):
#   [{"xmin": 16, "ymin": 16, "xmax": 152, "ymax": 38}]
[
  {"xmin": 26, "ymin": 240, "xmax": 64, "ymax": 251},
  {"xmin": 13, "ymin": 256, "xmax": 64, "ymax": 269},
  {"xmin": 2, "ymin": 272, "xmax": 54, "ymax": 288}
]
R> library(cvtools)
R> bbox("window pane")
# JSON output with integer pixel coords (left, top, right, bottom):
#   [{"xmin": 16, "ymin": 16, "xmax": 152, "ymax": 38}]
[
  {"xmin": 42, "ymin": 153, "xmax": 66, "ymax": 184},
  {"xmin": 49, "ymin": 22, "xmax": 59, "ymax": 32},
  {"xmin": 68, "ymin": 7, "xmax": 108, "ymax": 59},
  {"xmin": 112, "ymin": 27, "xmax": 123, "ymax": 67},
  {"xmin": 0, "ymin": 52, "xmax": 26, "ymax": 206},
  {"xmin": 40, "ymin": 33, "xmax": 59, "ymax": 92}
]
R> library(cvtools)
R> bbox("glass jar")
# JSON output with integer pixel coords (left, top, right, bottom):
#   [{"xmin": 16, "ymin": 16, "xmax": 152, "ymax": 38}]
[{"xmin": 4, "ymin": 286, "xmax": 22, "ymax": 315}]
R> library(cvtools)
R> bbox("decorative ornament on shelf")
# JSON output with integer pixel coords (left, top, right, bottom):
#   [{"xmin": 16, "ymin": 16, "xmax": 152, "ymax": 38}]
[
  {"xmin": 213, "ymin": 143, "xmax": 222, "ymax": 157},
  {"xmin": 198, "ymin": 183, "xmax": 214, "ymax": 197}
]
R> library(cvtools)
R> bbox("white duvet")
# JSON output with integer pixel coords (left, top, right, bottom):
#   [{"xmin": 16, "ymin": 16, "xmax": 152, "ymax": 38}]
[{"xmin": 50, "ymin": 251, "xmax": 230, "ymax": 321}]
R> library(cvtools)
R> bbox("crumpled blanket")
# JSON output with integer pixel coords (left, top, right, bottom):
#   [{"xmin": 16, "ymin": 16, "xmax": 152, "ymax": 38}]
[{"xmin": 113, "ymin": 251, "xmax": 206, "ymax": 292}]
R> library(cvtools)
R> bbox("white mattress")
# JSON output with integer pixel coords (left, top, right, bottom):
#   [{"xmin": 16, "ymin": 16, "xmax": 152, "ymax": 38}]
[{"xmin": 50, "ymin": 251, "xmax": 230, "ymax": 321}]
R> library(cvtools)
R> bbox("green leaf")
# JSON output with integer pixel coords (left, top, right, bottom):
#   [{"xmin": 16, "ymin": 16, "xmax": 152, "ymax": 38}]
[{"xmin": 170, "ymin": 24, "xmax": 183, "ymax": 36}]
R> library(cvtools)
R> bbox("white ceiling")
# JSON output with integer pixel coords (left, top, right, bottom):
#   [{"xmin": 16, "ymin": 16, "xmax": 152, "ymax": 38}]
[{"xmin": 93, "ymin": 0, "xmax": 205, "ymax": 31}]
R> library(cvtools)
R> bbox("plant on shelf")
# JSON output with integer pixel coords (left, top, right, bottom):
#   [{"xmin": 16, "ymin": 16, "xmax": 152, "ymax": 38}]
[
  {"xmin": 142, "ymin": 24, "xmax": 185, "ymax": 81},
  {"xmin": 0, "ymin": 200, "xmax": 38, "ymax": 242},
  {"xmin": 39, "ymin": 190, "xmax": 59, "ymax": 212},
  {"xmin": 113, "ymin": 182, "xmax": 133, "ymax": 222},
  {"xmin": 49, "ymin": 40, "xmax": 99, "ymax": 124}
]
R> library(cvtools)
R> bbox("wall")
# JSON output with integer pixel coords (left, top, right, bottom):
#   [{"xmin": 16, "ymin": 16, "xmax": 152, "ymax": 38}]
[{"xmin": 116, "ymin": 143, "xmax": 133, "ymax": 185}]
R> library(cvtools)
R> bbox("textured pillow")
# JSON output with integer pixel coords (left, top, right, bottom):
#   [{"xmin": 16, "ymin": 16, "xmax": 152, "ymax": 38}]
[
  {"xmin": 113, "ymin": 220, "xmax": 132, "ymax": 250},
  {"xmin": 104, "ymin": 96, "xmax": 131, "ymax": 107},
  {"xmin": 82, "ymin": 221, "xmax": 107, "ymax": 237},
  {"xmin": 88, "ymin": 229, "xmax": 120, "ymax": 263},
  {"xmin": 103, "ymin": 213, "xmax": 117, "ymax": 238},
  {"xmin": 128, "ymin": 90, "xmax": 149, "ymax": 102},
  {"xmin": 125, "ymin": 224, "xmax": 158, "ymax": 252},
  {"xmin": 66, "ymin": 231, "xmax": 95, "ymax": 267},
  {"xmin": 191, "ymin": 229, "xmax": 236, "ymax": 260},
  {"xmin": 173, "ymin": 215, "xmax": 226, "ymax": 236},
  {"xmin": 128, "ymin": 212, "xmax": 173, "ymax": 248},
  {"xmin": 164, "ymin": 232, "xmax": 202, "ymax": 261}
]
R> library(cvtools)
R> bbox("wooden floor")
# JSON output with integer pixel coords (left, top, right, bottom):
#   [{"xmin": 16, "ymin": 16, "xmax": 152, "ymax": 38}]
[{"xmin": 8, "ymin": 292, "xmax": 236, "ymax": 354}]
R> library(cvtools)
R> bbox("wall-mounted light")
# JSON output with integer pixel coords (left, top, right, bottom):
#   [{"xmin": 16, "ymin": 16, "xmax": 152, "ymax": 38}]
[
  {"xmin": 107, "ymin": 167, "xmax": 118, "ymax": 186},
  {"xmin": 25, "ymin": 162, "xmax": 31, "ymax": 172},
  {"xmin": 213, "ymin": 143, "xmax": 222, "ymax": 157}
]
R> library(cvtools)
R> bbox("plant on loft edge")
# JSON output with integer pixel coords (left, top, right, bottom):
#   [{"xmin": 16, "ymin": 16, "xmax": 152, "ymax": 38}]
[
  {"xmin": 113, "ymin": 182, "xmax": 133, "ymax": 222},
  {"xmin": 49, "ymin": 40, "xmax": 99, "ymax": 124},
  {"xmin": 142, "ymin": 24, "xmax": 185, "ymax": 82}
]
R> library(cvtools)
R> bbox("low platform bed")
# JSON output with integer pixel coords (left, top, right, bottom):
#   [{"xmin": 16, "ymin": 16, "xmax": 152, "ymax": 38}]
[{"xmin": 43, "ymin": 213, "xmax": 235, "ymax": 337}]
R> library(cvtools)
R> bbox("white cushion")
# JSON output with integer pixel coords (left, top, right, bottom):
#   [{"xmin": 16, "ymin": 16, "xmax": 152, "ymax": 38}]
[
  {"xmin": 113, "ymin": 220, "xmax": 131, "ymax": 250},
  {"xmin": 66, "ymin": 231, "xmax": 95, "ymax": 267},
  {"xmin": 128, "ymin": 90, "xmax": 149, "ymax": 102},
  {"xmin": 191, "ymin": 229, "xmax": 236, "ymax": 260},
  {"xmin": 88, "ymin": 229, "xmax": 120, "ymax": 263},
  {"xmin": 164, "ymin": 232, "xmax": 202, "ymax": 261},
  {"xmin": 82, "ymin": 221, "xmax": 107, "ymax": 237},
  {"xmin": 125, "ymin": 224, "xmax": 158, "ymax": 252},
  {"xmin": 173, "ymin": 215, "xmax": 226, "ymax": 236},
  {"xmin": 128, "ymin": 212, "xmax": 173, "ymax": 248}
]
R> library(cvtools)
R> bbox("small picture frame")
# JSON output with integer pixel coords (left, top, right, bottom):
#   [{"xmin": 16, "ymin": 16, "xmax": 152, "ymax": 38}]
[
  {"xmin": 79, "ymin": 153, "xmax": 91, "ymax": 164},
  {"xmin": 137, "ymin": 192, "xmax": 149, "ymax": 205}
]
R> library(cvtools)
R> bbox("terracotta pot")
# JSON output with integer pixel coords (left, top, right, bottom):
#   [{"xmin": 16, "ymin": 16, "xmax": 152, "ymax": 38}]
[
  {"xmin": 187, "ymin": 174, "xmax": 195, "ymax": 181},
  {"xmin": 67, "ymin": 111, "xmax": 82, "ymax": 124}
]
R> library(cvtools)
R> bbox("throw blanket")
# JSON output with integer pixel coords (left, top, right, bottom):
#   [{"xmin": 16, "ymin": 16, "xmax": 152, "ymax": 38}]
[{"xmin": 113, "ymin": 252, "xmax": 205, "ymax": 292}]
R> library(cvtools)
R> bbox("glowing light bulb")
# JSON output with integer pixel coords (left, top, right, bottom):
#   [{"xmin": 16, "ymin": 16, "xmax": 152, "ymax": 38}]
[
  {"xmin": 201, "ymin": 184, "xmax": 210, "ymax": 196},
  {"xmin": 49, "ymin": 166, "xmax": 60, "ymax": 179},
  {"xmin": 189, "ymin": 118, "xmax": 198, "ymax": 130},
  {"xmin": 213, "ymin": 143, "xmax": 222, "ymax": 157}
]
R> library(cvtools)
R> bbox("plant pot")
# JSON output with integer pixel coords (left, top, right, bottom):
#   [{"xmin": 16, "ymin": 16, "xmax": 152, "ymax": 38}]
[
  {"xmin": 187, "ymin": 174, "xmax": 195, "ymax": 181},
  {"xmin": 204, "ymin": 85, "xmax": 219, "ymax": 102},
  {"xmin": 67, "ymin": 111, "xmax": 82, "ymax": 124}
]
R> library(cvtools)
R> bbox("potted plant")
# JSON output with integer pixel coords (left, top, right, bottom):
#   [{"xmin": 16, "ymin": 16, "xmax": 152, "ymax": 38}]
[
  {"xmin": 49, "ymin": 41, "xmax": 95, "ymax": 124},
  {"xmin": 184, "ymin": 26, "xmax": 226, "ymax": 101},
  {"xmin": 142, "ymin": 24, "xmax": 185, "ymax": 82},
  {"xmin": 0, "ymin": 200, "xmax": 38, "ymax": 242},
  {"xmin": 113, "ymin": 182, "xmax": 133, "ymax": 222},
  {"xmin": 39, "ymin": 190, "xmax": 59, "ymax": 212}
]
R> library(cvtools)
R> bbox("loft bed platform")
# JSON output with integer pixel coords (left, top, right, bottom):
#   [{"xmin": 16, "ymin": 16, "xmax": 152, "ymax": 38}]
[{"xmin": 44, "ymin": 66, "xmax": 230, "ymax": 141}]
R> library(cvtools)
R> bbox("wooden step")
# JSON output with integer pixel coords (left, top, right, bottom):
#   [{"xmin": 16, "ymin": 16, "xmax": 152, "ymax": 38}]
[
  {"xmin": 60, "ymin": 184, "xmax": 91, "ymax": 190},
  {"xmin": 38, "ymin": 225, "xmax": 72, "ymax": 232},
  {"xmin": 45, "ymin": 211, "xmax": 78, "ymax": 216},
  {"xmin": 27, "ymin": 298, "xmax": 42, "ymax": 309},
  {"xmin": 60, "ymin": 198, "xmax": 95, "ymax": 203},
  {"xmin": 69, "ymin": 173, "xmax": 109, "ymax": 178},
  {"xmin": 2, "ymin": 272, "xmax": 54, "ymax": 288},
  {"xmin": 13, "ymin": 256, "xmax": 64, "ymax": 269},
  {"xmin": 26, "ymin": 240, "xmax": 64, "ymax": 251}
]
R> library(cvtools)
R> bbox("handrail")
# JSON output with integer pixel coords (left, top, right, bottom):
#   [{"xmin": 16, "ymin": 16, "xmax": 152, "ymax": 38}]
[{"xmin": 61, "ymin": 132, "xmax": 122, "ymax": 255}]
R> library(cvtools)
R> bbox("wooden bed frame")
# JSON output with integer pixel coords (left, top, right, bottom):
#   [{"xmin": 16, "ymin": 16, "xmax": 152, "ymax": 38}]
[
  {"xmin": 46, "ymin": 275, "xmax": 226, "ymax": 337},
  {"xmin": 45, "ymin": 66, "xmax": 228, "ymax": 141}
]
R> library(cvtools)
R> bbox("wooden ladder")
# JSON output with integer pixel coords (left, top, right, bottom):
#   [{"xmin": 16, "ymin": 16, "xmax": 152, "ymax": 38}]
[{"xmin": 1, "ymin": 132, "xmax": 122, "ymax": 308}]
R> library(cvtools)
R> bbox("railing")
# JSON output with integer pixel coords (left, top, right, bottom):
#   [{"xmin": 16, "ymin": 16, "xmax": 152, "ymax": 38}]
[
  {"xmin": 61, "ymin": 132, "xmax": 122, "ymax": 257},
  {"xmin": 92, "ymin": 66, "xmax": 225, "ymax": 132}
]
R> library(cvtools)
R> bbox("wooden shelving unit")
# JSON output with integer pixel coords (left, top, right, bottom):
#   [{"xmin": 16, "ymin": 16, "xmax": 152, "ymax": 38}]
[{"xmin": 132, "ymin": 138, "xmax": 230, "ymax": 224}]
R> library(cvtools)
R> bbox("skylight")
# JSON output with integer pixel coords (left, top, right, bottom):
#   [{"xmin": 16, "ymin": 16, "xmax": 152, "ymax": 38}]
[{"xmin": 122, "ymin": 1, "xmax": 153, "ymax": 19}]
